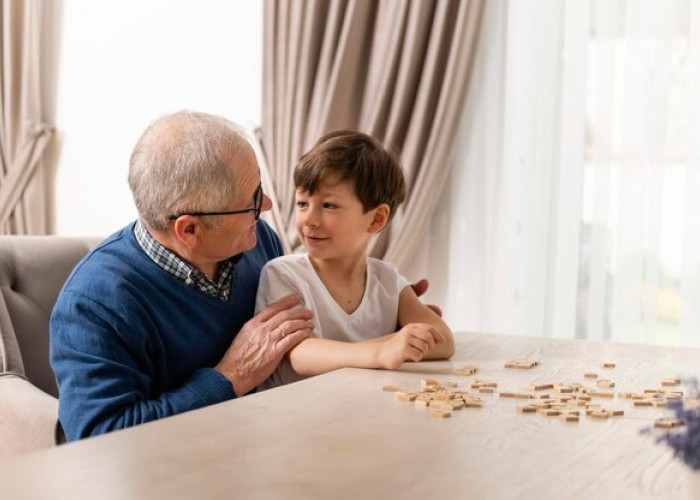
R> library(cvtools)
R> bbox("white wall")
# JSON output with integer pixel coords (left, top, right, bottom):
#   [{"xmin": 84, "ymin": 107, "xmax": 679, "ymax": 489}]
[{"xmin": 50, "ymin": 0, "xmax": 262, "ymax": 236}]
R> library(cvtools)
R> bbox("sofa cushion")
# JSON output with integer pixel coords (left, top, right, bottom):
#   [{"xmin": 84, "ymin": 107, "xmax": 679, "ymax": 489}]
[
  {"xmin": 0, "ymin": 374, "xmax": 59, "ymax": 460},
  {"xmin": 0, "ymin": 236, "xmax": 97, "ymax": 397},
  {"xmin": 0, "ymin": 291, "xmax": 24, "ymax": 376}
]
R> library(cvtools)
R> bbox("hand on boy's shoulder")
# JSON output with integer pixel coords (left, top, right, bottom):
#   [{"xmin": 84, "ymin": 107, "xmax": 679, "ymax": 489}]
[{"xmin": 410, "ymin": 278, "xmax": 442, "ymax": 317}]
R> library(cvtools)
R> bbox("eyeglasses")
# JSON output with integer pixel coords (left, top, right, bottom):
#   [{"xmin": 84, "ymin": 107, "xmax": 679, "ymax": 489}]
[{"xmin": 168, "ymin": 183, "xmax": 263, "ymax": 221}]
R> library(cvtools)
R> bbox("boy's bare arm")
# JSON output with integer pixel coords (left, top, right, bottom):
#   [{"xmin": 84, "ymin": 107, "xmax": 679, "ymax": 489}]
[
  {"xmin": 288, "ymin": 325, "xmax": 444, "ymax": 376},
  {"xmin": 287, "ymin": 337, "xmax": 384, "ymax": 376},
  {"xmin": 397, "ymin": 286, "xmax": 455, "ymax": 360}
]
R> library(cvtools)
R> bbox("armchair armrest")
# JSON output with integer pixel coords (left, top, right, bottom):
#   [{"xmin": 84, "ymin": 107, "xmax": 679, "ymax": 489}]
[{"xmin": 0, "ymin": 374, "xmax": 58, "ymax": 461}]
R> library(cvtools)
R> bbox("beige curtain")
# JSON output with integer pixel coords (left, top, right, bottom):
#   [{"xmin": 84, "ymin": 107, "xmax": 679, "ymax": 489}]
[
  {"xmin": 0, "ymin": 0, "xmax": 53, "ymax": 235},
  {"xmin": 257, "ymin": 0, "xmax": 484, "ymax": 268}
]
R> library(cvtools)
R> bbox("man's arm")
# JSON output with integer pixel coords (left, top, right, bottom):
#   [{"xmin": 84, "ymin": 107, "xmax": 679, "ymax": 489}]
[
  {"xmin": 51, "ymin": 291, "xmax": 313, "ymax": 441},
  {"xmin": 51, "ymin": 291, "xmax": 234, "ymax": 441}
]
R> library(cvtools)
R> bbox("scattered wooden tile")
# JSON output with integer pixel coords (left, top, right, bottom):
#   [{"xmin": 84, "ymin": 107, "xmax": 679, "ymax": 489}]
[
  {"xmin": 395, "ymin": 392, "xmax": 417, "ymax": 401},
  {"xmin": 661, "ymin": 378, "xmax": 681, "ymax": 387},
  {"xmin": 584, "ymin": 372, "xmax": 598, "ymax": 378},
  {"xmin": 569, "ymin": 399, "xmax": 587, "ymax": 407},
  {"xmin": 596, "ymin": 379, "xmax": 615, "ymax": 388},
  {"xmin": 602, "ymin": 362, "xmax": 616, "ymax": 368},
  {"xmin": 448, "ymin": 400, "xmax": 466, "ymax": 410},
  {"xmin": 588, "ymin": 390, "xmax": 614, "ymax": 398},
  {"xmin": 455, "ymin": 365, "xmax": 479, "ymax": 376},
  {"xmin": 439, "ymin": 381, "xmax": 458, "ymax": 388},
  {"xmin": 382, "ymin": 385, "xmax": 401, "ymax": 392},
  {"xmin": 665, "ymin": 390, "xmax": 684, "ymax": 398},
  {"xmin": 505, "ymin": 359, "xmax": 540, "ymax": 369},
  {"xmin": 526, "ymin": 383, "xmax": 554, "ymax": 391},
  {"xmin": 654, "ymin": 418, "xmax": 685, "ymax": 429},
  {"xmin": 517, "ymin": 405, "xmax": 537, "ymax": 414},
  {"xmin": 430, "ymin": 409, "xmax": 451, "ymax": 419},
  {"xmin": 464, "ymin": 399, "xmax": 483, "ymax": 408},
  {"xmin": 561, "ymin": 412, "xmax": 580, "ymax": 422}
]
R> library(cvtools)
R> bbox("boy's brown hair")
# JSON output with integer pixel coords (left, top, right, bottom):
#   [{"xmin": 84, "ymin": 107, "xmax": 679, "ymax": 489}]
[{"xmin": 294, "ymin": 131, "xmax": 406, "ymax": 222}]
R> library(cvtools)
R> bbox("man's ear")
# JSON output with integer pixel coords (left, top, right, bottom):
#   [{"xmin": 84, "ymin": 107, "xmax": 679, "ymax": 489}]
[
  {"xmin": 368, "ymin": 204, "xmax": 390, "ymax": 234},
  {"xmin": 172, "ymin": 216, "xmax": 200, "ymax": 249}
]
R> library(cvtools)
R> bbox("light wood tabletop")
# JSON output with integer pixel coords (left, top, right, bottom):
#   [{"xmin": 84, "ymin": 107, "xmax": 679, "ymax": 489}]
[{"xmin": 1, "ymin": 332, "xmax": 698, "ymax": 499}]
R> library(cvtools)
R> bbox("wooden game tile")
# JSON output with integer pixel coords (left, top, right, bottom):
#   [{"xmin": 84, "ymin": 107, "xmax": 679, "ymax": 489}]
[
  {"xmin": 429, "ymin": 409, "xmax": 451, "ymax": 419},
  {"xmin": 654, "ymin": 418, "xmax": 684, "ymax": 429},
  {"xmin": 526, "ymin": 383, "xmax": 554, "ymax": 391},
  {"xmin": 439, "ymin": 381, "xmax": 458, "ymax": 388},
  {"xmin": 505, "ymin": 359, "xmax": 540, "ymax": 369},
  {"xmin": 517, "ymin": 405, "xmax": 537, "ymax": 414},
  {"xmin": 455, "ymin": 366, "xmax": 479, "ymax": 376},
  {"xmin": 395, "ymin": 392, "xmax": 417, "ymax": 402}
]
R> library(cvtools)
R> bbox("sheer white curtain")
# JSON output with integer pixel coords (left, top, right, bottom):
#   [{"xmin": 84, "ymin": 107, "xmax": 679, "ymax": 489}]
[{"xmin": 410, "ymin": 0, "xmax": 700, "ymax": 347}]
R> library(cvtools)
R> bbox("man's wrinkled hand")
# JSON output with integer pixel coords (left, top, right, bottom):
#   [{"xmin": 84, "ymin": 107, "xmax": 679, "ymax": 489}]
[{"xmin": 214, "ymin": 294, "xmax": 314, "ymax": 395}]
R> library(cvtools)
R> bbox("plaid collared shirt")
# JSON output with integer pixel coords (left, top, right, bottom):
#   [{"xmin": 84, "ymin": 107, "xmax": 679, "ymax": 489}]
[{"xmin": 133, "ymin": 220, "xmax": 235, "ymax": 301}]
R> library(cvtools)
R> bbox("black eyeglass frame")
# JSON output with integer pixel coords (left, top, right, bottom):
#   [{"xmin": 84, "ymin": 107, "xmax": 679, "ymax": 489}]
[{"xmin": 168, "ymin": 183, "xmax": 263, "ymax": 221}]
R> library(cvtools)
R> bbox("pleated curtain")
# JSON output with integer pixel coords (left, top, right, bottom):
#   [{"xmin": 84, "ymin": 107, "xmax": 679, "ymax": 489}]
[
  {"xmin": 257, "ymin": 0, "xmax": 484, "ymax": 269},
  {"xmin": 0, "ymin": 0, "xmax": 53, "ymax": 235}
]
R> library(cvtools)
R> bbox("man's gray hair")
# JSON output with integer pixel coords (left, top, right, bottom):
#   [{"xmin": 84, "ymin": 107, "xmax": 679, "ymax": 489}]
[{"xmin": 128, "ymin": 110, "xmax": 252, "ymax": 231}]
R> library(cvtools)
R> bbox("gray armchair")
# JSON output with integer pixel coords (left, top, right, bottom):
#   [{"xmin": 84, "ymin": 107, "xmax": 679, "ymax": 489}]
[{"xmin": 0, "ymin": 236, "xmax": 97, "ymax": 460}]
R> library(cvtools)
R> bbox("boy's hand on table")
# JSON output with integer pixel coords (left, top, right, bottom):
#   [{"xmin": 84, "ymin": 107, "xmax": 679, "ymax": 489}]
[
  {"xmin": 378, "ymin": 323, "xmax": 445, "ymax": 370},
  {"xmin": 410, "ymin": 279, "xmax": 442, "ymax": 317}
]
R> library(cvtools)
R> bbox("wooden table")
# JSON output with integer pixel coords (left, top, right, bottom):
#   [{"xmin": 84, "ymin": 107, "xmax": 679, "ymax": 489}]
[{"xmin": 1, "ymin": 333, "xmax": 698, "ymax": 499}]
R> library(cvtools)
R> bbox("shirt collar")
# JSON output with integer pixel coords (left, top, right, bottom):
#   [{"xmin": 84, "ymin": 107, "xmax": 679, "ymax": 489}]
[{"xmin": 133, "ymin": 219, "xmax": 237, "ymax": 300}]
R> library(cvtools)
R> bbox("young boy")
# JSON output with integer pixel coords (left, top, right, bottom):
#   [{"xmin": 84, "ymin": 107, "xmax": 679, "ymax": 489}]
[{"xmin": 256, "ymin": 131, "xmax": 454, "ymax": 388}]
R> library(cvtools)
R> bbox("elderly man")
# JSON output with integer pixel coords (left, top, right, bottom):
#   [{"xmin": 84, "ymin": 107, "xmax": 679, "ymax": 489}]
[{"xmin": 50, "ymin": 111, "xmax": 314, "ymax": 441}]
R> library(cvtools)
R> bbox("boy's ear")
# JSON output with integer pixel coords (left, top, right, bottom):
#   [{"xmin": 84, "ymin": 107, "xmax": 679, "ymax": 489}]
[{"xmin": 368, "ymin": 204, "xmax": 390, "ymax": 234}]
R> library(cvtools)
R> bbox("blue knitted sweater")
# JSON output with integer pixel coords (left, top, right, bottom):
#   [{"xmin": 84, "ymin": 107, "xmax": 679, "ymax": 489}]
[{"xmin": 50, "ymin": 220, "xmax": 283, "ymax": 441}]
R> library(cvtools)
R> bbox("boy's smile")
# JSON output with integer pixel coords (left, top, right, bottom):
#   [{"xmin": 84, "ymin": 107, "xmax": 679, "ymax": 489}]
[{"xmin": 295, "ymin": 177, "xmax": 387, "ymax": 265}]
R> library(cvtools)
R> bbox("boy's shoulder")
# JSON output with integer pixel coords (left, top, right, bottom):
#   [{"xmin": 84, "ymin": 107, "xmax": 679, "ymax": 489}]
[
  {"xmin": 367, "ymin": 257, "xmax": 400, "ymax": 275},
  {"xmin": 262, "ymin": 253, "xmax": 311, "ymax": 275}
]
